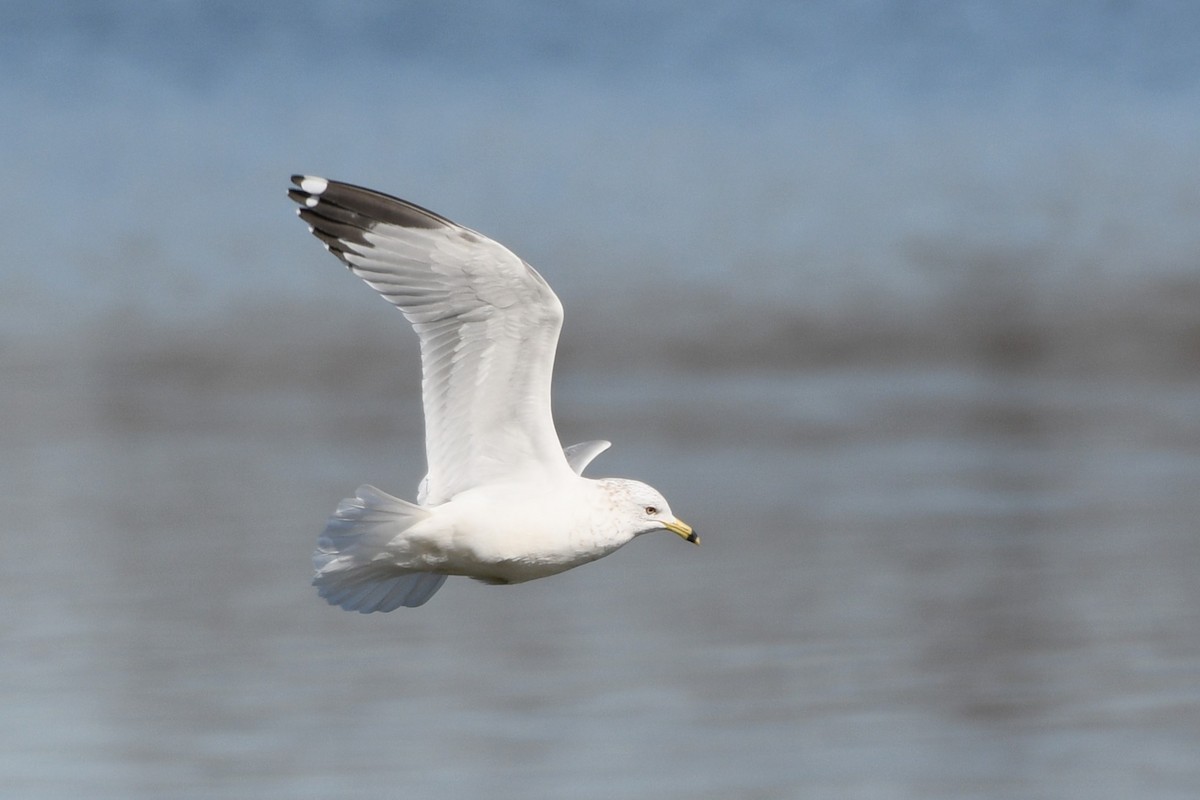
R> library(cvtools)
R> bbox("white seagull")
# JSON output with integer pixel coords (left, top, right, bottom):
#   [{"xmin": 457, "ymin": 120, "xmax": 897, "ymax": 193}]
[{"xmin": 288, "ymin": 176, "xmax": 697, "ymax": 612}]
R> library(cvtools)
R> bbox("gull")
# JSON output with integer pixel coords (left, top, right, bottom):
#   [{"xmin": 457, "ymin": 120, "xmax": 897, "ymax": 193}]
[{"xmin": 288, "ymin": 175, "xmax": 697, "ymax": 611}]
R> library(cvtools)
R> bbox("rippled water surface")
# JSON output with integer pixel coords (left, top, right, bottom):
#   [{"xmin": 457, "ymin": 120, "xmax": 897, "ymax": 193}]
[{"xmin": 5, "ymin": 331, "xmax": 1198, "ymax": 798}]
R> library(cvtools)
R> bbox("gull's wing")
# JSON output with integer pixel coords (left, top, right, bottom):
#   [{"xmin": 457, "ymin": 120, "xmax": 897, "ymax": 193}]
[
  {"xmin": 563, "ymin": 440, "xmax": 611, "ymax": 474},
  {"xmin": 288, "ymin": 175, "xmax": 570, "ymax": 503}
]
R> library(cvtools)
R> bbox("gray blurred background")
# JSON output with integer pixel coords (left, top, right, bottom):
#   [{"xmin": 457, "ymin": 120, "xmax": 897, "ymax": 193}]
[{"xmin": 3, "ymin": 2, "xmax": 1199, "ymax": 798}]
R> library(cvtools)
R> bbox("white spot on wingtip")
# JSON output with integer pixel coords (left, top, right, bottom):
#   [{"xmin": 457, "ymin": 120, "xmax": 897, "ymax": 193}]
[
  {"xmin": 299, "ymin": 176, "xmax": 328, "ymax": 195},
  {"xmin": 305, "ymin": 196, "xmax": 320, "ymax": 208}
]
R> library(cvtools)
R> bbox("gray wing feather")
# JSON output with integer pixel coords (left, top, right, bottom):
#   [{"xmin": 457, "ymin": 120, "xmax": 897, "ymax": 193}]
[{"xmin": 290, "ymin": 176, "xmax": 570, "ymax": 503}]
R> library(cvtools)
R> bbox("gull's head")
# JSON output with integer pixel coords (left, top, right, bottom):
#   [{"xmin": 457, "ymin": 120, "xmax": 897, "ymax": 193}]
[{"xmin": 597, "ymin": 478, "xmax": 698, "ymax": 545}]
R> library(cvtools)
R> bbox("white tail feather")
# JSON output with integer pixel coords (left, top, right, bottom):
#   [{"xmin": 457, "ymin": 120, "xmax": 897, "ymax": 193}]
[{"xmin": 313, "ymin": 485, "xmax": 447, "ymax": 611}]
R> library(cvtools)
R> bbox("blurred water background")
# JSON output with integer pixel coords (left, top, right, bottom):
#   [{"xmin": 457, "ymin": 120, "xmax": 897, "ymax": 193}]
[{"xmin": 3, "ymin": 2, "xmax": 1199, "ymax": 798}]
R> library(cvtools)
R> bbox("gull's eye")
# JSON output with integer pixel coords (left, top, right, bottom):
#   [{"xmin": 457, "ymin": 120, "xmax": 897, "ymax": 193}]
[{"xmin": 644, "ymin": 506, "xmax": 658, "ymax": 515}]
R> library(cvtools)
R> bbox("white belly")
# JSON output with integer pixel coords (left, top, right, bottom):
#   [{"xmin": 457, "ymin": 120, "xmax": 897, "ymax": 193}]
[{"xmin": 402, "ymin": 478, "xmax": 627, "ymax": 584}]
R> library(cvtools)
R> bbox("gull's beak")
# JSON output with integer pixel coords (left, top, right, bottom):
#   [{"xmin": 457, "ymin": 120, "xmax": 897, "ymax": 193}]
[{"xmin": 663, "ymin": 518, "xmax": 699, "ymax": 545}]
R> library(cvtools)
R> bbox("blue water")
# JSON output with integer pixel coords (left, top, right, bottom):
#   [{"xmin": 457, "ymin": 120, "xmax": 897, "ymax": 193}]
[
  {"xmin": 4, "ymin": 1, "xmax": 1200, "ymax": 335},
  {"xmin": 3, "ymin": 3, "xmax": 1199, "ymax": 798}
]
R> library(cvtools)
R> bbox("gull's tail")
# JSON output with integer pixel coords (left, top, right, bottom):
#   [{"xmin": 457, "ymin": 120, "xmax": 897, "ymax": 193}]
[{"xmin": 313, "ymin": 485, "xmax": 447, "ymax": 612}]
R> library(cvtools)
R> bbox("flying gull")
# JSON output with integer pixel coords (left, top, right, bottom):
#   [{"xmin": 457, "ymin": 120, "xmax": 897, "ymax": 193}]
[{"xmin": 288, "ymin": 175, "xmax": 696, "ymax": 611}]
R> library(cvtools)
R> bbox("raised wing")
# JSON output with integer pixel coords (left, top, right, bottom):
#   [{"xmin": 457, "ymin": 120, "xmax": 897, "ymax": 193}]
[{"xmin": 288, "ymin": 175, "xmax": 571, "ymax": 503}]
